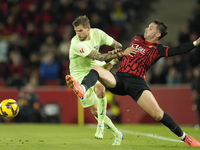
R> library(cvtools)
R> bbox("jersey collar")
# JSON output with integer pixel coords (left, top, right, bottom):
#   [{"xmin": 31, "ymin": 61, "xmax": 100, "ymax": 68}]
[{"xmin": 144, "ymin": 39, "xmax": 159, "ymax": 45}]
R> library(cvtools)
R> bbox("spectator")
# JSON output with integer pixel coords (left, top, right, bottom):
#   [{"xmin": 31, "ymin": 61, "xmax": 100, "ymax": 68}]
[
  {"xmin": 57, "ymin": 25, "xmax": 72, "ymax": 61},
  {"xmin": 39, "ymin": 52, "xmax": 60, "ymax": 81},
  {"xmin": 15, "ymin": 83, "xmax": 40, "ymax": 122},
  {"xmin": 110, "ymin": 0, "xmax": 128, "ymax": 29},
  {"xmin": 149, "ymin": 64, "xmax": 166, "ymax": 84},
  {"xmin": 90, "ymin": 12, "xmax": 106, "ymax": 30},
  {"xmin": 24, "ymin": 52, "xmax": 40, "ymax": 79},
  {"xmin": 191, "ymin": 66, "xmax": 200, "ymax": 129},
  {"xmin": 178, "ymin": 22, "xmax": 190, "ymax": 44},
  {"xmin": 0, "ymin": 33, "xmax": 9, "ymax": 83},
  {"xmin": 165, "ymin": 67, "xmax": 181, "ymax": 86},
  {"xmin": 0, "ymin": 33, "xmax": 9, "ymax": 62},
  {"xmin": 39, "ymin": 35, "xmax": 58, "ymax": 58},
  {"xmin": 28, "ymin": 71, "xmax": 42, "ymax": 87},
  {"xmin": 7, "ymin": 50, "xmax": 25, "ymax": 88}
]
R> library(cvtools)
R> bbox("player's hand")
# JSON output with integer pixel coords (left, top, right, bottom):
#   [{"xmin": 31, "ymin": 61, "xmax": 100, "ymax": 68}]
[
  {"xmin": 194, "ymin": 37, "xmax": 200, "ymax": 46},
  {"xmin": 108, "ymin": 49, "xmax": 122, "ymax": 54},
  {"xmin": 119, "ymin": 47, "xmax": 137, "ymax": 57}
]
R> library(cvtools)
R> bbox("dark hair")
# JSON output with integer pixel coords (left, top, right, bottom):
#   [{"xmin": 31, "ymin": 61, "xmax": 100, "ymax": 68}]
[
  {"xmin": 72, "ymin": 15, "xmax": 90, "ymax": 28},
  {"xmin": 153, "ymin": 19, "xmax": 168, "ymax": 39}
]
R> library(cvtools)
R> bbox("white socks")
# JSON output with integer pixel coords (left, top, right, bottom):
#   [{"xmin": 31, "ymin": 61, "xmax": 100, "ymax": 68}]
[{"xmin": 179, "ymin": 132, "xmax": 186, "ymax": 140}]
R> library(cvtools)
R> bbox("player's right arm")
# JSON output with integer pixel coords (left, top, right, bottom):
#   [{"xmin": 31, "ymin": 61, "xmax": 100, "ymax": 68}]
[{"xmin": 86, "ymin": 47, "xmax": 136, "ymax": 62}]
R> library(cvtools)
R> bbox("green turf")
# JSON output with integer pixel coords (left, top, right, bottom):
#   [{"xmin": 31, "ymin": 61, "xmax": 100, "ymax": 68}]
[{"xmin": 0, "ymin": 123, "xmax": 199, "ymax": 150}]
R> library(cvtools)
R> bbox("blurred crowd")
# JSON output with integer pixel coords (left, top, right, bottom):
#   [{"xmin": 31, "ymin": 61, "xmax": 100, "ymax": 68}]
[
  {"xmin": 1, "ymin": 0, "xmax": 200, "ymax": 123},
  {"xmin": 0, "ymin": 1, "xmax": 200, "ymax": 84},
  {"xmin": 1, "ymin": 0, "xmax": 200, "ymax": 87},
  {"xmin": 0, "ymin": 0, "xmax": 154, "ymax": 89},
  {"xmin": 148, "ymin": 0, "xmax": 200, "ymax": 86}
]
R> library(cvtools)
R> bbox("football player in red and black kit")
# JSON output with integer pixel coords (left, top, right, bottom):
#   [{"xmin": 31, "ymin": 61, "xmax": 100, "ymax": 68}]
[{"xmin": 66, "ymin": 20, "xmax": 200, "ymax": 147}]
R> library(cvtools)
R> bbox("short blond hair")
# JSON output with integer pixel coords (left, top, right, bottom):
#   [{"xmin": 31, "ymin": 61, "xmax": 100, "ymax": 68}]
[{"xmin": 72, "ymin": 15, "xmax": 90, "ymax": 28}]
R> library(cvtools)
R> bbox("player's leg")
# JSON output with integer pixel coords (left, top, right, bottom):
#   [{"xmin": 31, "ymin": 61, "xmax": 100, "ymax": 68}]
[
  {"xmin": 81, "ymin": 66, "xmax": 117, "ymax": 91},
  {"xmin": 137, "ymin": 90, "xmax": 164, "ymax": 121},
  {"xmin": 88, "ymin": 103, "xmax": 123, "ymax": 145},
  {"xmin": 137, "ymin": 90, "xmax": 200, "ymax": 147},
  {"xmin": 94, "ymin": 83, "xmax": 106, "ymax": 126},
  {"xmin": 88, "ymin": 103, "xmax": 119, "ymax": 135},
  {"xmin": 93, "ymin": 83, "xmax": 107, "ymax": 139},
  {"xmin": 65, "ymin": 66, "xmax": 116, "ymax": 98}
]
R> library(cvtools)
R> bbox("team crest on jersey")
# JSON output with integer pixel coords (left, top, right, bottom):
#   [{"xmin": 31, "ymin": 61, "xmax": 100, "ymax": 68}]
[{"xmin": 80, "ymin": 48, "xmax": 84, "ymax": 53}]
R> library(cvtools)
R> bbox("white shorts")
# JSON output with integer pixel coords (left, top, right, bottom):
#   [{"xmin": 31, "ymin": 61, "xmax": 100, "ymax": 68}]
[{"xmin": 80, "ymin": 85, "xmax": 99, "ymax": 108}]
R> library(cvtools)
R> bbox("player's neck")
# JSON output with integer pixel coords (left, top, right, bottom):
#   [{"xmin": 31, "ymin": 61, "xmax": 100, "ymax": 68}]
[
  {"xmin": 145, "ymin": 38, "xmax": 158, "ymax": 43},
  {"xmin": 86, "ymin": 32, "xmax": 91, "ymax": 41}
]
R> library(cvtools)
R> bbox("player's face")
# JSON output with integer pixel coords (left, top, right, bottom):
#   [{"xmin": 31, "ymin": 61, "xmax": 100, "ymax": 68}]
[
  {"xmin": 74, "ymin": 25, "xmax": 90, "ymax": 41},
  {"xmin": 144, "ymin": 23, "xmax": 161, "ymax": 41}
]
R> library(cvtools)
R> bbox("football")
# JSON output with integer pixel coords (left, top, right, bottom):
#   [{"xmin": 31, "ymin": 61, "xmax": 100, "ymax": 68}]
[{"xmin": 0, "ymin": 99, "xmax": 19, "ymax": 119}]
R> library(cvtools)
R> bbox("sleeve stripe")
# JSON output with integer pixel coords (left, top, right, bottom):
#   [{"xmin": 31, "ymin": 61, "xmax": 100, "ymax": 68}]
[{"xmin": 166, "ymin": 47, "xmax": 169, "ymax": 57}]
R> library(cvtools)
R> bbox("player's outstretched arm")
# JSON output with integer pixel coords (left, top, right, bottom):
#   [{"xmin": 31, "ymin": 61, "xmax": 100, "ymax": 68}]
[{"xmin": 168, "ymin": 37, "xmax": 200, "ymax": 57}]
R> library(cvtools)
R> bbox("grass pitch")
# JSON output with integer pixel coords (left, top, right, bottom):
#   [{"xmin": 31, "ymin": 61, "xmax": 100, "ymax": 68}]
[{"xmin": 0, "ymin": 123, "xmax": 199, "ymax": 150}]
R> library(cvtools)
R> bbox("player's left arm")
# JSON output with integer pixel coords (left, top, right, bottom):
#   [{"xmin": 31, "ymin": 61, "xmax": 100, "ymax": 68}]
[
  {"xmin": 108, "ymin": 40, "xmax": 123, "ymax": 61},
  {"xmin": 104, "ymin": 41, "xmax": 121, "ymax": 70},
  {"xmin": 160, "ymin": 37, "xmax": 200, "ymax": 57}
]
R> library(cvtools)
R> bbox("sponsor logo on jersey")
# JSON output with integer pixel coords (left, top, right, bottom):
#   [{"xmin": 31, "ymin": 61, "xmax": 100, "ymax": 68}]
[
  {"xmin": 94, "ymin": 45, "xmax": 98, "ymax": 50},
  {"xmin": 80, "ymin": 48, "xmax": 84, "ymax": 53},
  {"xmin": 132, "ymin": 44, "xmax": 145, "ymax": 55}
]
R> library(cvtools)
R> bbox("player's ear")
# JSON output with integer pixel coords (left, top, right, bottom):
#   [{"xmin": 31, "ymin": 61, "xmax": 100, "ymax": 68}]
[
  {"xmin": 87, "ymin": 26, "xmax": 91, "ymax": 31},
  {"xmin": 156, "ymin": 33, "xmax": 161, "ymax": 39}
]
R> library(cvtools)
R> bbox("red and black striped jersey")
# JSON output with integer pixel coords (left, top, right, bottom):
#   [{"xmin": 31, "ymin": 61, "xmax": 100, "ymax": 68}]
[{"xmin": 116, "ymin": 34, "xmax": 195, "ymax": 80}]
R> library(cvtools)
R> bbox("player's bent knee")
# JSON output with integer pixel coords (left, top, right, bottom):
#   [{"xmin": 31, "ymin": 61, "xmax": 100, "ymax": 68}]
[
  {"xmin": 92, "ymin": 66, "xmax": 102, "ymax": 71},
  {"xmin": 151, "ymin": 111, "xmax": 163, "ymax": 121},
  {"xmin": 94, "ymin": 84, "xmax": 106, "ymax": 98}
]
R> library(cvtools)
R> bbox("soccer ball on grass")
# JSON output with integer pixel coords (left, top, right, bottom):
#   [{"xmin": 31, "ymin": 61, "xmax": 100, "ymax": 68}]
[{"xmin": 0, "ymin": 99, "xmax": 19, "ymax": 119}]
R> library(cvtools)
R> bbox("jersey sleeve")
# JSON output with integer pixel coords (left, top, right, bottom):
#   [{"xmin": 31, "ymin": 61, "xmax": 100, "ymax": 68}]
[
  {"xmin": 96, "ymin": 29, "xmax": 114, "ymax": 46},
  {"xmin": 157, "ymin": 42, "xmax": 195, "ymax": 57},
  {"xmin": 156, "ymin": 44, "xmax": 170, "ymax": 57},
  {"xmin": 167, "ymin": 42, "xmax": 195, "ymax": 56},
  {"xmin": 71, "ymin": 42, "xmax": 92, "ymax": 58}
]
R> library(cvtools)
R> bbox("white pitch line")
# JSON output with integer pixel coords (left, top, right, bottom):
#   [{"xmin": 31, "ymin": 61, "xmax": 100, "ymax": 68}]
[
  {"xmin": 87, "ymin": 124, "xmax": 182, "ymax": 143},
  {"xmin": 119, "ymin": 129, "xmax": 182, "ymax": 143}
]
